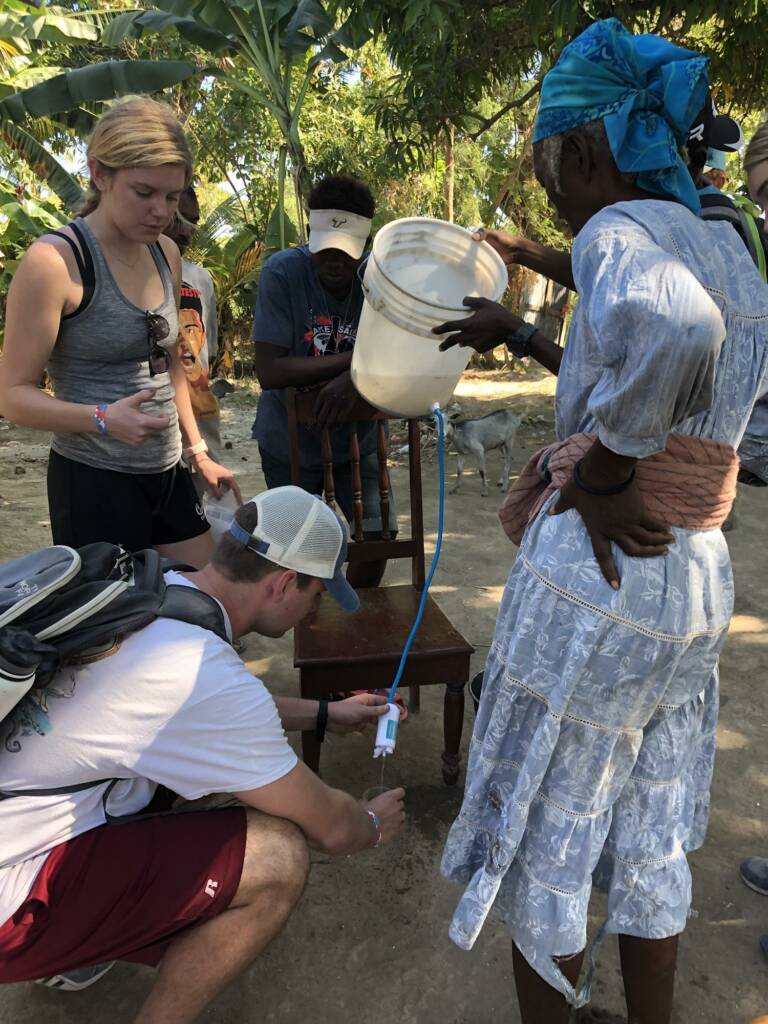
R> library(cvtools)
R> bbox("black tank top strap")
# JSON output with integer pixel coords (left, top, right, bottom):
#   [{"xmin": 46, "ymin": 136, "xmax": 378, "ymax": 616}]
[
  {"xmin": 51, "ymin": 222, "xmax": 96, "ymax": 319},
  {"xmin": 153, "ymin": 240, "xmax": 172, "ymax": 276}
]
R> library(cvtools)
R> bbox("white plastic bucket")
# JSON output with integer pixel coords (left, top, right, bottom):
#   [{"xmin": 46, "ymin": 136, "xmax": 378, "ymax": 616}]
[{"xmin": 351, "ymin": 217, "xmax": 507, "ymax": 417}]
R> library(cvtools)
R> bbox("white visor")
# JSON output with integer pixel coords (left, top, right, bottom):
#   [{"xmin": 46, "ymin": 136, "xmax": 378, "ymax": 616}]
[{"xmin": 308, "ymin": 208, "xmax": 372, "ymax": 260}]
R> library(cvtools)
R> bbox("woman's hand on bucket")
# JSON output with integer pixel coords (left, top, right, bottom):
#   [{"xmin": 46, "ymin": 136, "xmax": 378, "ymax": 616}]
[
  {"xmin": 433, "ymin": 297, "xmax": 525, "ymax": 354},
  {"xmin": 471, "ymin": 228, "xmax": 529, "ymax": 267}
]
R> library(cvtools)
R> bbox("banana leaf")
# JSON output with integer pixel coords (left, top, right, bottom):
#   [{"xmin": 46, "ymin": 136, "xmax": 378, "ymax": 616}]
[
  {"xmin": 0, "ymin": 60, "xmax": 198, "ymax": 125},
  {"xmin": 284, "ymin": 0, "xmax": 333, "ymax": 38},
  {"xmin": 0, "ymin": 10, "xmax": 98, "ymax": 46},
  {"xmin": 0, "ymin": 120, "xmax": 83, "ymax": 208},
  {"xmin": 152, "ymin": 0, "xmax": 242, "ymax": 38},
  {"xmin": 263, "ymin": 202, "xmax": 297, "ymax": 254},
  {"xmin": 101, "ymin": 10, "xmax": 232, "ymax": 54},
  {"xmin": 222, "ymin": 223, "xmax": 261, "ymax": 264}
]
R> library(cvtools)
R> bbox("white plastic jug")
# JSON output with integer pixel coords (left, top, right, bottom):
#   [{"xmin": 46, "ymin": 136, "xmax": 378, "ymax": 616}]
[
  {"xmin": 203, "ymin": 489, "xmax": 240, "ymax": 545},
  {"xmin": 351, "ymin": 217, "xmax": 507, "ymax": 417}
]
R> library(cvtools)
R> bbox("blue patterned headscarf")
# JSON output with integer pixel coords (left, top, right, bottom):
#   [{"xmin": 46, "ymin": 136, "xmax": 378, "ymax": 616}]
[{"xmin": 533, "ymin": 18, "xmax": 709, "ymax": 213}]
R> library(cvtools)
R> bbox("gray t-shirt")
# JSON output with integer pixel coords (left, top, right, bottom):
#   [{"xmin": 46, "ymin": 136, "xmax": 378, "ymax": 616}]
[{"xmin": 250, "ymin": 245, "xmax": 375, "ymax": 467}]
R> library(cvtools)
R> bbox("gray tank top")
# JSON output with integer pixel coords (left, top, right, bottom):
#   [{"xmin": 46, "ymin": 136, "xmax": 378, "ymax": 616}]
[{"xmin": 47, "ymin": 217, "xmax": 182, "ymax": 473}]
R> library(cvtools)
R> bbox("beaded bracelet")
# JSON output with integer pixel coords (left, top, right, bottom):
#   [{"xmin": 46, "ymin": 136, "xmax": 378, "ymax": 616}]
[
  {"xmin": 366, "ymin": 809, "xmax": 382, "ymax": 847},
  {"xmin": 93, "ymin": 402, "xmax": 108, "ymax": 435}
]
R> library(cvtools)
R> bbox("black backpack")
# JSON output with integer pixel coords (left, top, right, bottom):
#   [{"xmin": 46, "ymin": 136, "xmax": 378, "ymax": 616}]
[{"xmin": 0, "ymin": 543, "xmax": 228, "ymax": 812}]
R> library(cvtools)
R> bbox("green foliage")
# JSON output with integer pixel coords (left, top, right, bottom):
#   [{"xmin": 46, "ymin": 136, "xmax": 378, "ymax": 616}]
[
  {"xmin": 344, "ymin": 0, "xmax": 768, "ymax": 161},
  {"xmin": 0, "ymin": 119, "xmax": 82, "ymax": 207},
  {"xmin": 0, "ymin": 7, "xmax": 99, "ymax": 51},
  {"xmin": 100, "ymin": 10, "xmax": 233, "ymax": 52},
  {"xmin": 0, "ymin": 182, "xmax": 68, "ymax": 339}
]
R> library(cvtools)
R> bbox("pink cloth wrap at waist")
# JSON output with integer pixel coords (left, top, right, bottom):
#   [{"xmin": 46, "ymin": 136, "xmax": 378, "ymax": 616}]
[{"xmin": 499, "ymin": 432, "xmax": 740, "ymax": 545}]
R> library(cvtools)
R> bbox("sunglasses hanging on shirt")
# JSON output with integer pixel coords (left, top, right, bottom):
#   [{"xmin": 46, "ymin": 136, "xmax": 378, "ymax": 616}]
[{"xmin": 145, "ymin": 311, "xmax": 171, "ymax": 376}]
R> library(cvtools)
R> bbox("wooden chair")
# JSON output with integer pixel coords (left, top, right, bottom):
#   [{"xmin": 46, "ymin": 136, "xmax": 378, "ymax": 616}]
[{"xmin": 286, "ymin": 388, "xmax": 474, "ymax": 784}]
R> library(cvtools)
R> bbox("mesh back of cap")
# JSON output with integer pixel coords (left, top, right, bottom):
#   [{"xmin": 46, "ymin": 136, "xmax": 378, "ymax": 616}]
[{"xmin": 255, "ymin": 486, "xmax": 342, "ymax": 578}]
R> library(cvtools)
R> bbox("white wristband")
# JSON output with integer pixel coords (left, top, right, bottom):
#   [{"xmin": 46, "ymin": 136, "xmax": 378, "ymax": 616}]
[{"xmin": 183, "ymin": 440, "xmax": 208, "ymax": 459}]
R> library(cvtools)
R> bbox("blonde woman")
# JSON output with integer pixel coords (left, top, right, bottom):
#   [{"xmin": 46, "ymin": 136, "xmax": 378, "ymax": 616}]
[
  {"xmin": 737, "ymin": 121, "xmax": 768, "ymax": 486},
  {"xmin": 0, "ymin": 98, "xmax": 240, "ymax": 566}
]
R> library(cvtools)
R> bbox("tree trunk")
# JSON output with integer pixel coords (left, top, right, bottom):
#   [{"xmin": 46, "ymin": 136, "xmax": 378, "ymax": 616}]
[{"xmin": 443, "ymin": 121, "xmax": 455, "ymax": 223}]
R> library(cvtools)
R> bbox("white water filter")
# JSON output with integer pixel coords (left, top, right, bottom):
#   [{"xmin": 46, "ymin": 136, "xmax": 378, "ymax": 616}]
[{"xmin": 373, "ymin": 703, "xmax": 401, "ymax": 758}]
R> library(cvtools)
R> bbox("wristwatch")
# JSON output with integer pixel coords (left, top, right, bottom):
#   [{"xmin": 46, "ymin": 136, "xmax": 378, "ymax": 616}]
[{"xmin": 504, "ymin": 321, "xmax": 537, "ymax": 359}]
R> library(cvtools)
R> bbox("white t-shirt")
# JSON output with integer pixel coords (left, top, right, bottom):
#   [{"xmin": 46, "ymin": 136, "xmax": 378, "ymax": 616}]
[
  {"xmin": 182, "ymin": 259, "xmax": 218, "ymax": 364},
  {"xmin": 0, "ymin": 572, "xmax": 297, "ymax": 925}
]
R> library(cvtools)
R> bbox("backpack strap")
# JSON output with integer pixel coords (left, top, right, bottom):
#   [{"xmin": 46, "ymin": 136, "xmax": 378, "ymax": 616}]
[
  {"xmin": 0, "ymin": 777, "xmax": 177, "ymax": 826},
  {"xmin": 0, "ymin": 778, "xmax": 113, "ymax": 800},
  {"xmin": 50, "ymin": 222, "xmax": 96, "ymax": 318},
  {"xmin": 700, "ymin": 193, "xmax": 768, "ymax": 282},
  {"xmin": 731, "ymin": 195, "xmax": 768, "ymax": 282},
  {"xmin": 160, "ymin": 585, "xmax": 229, "ymax": 643}
]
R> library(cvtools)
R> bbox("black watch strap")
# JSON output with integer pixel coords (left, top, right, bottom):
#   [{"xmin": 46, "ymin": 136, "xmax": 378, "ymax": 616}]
[
  {"xmin": 315, "ymin": 698, "xmax": 329, "ymax": 742},
  {"xmin": 505, "ymin": 321, "xmax": 537, "ymax": 359}
]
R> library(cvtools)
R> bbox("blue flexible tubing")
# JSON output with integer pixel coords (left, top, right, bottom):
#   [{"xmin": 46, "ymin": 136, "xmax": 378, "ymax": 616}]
[{"xmin": 388, "ymin": 404, "xmax": 445, "ymax": 703}]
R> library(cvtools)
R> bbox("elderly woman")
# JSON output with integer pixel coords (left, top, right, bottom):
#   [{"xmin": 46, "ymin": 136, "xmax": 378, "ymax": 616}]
[{"xmin": 435, "ymin": 19, "xmax": 768, "ymax": 1024}]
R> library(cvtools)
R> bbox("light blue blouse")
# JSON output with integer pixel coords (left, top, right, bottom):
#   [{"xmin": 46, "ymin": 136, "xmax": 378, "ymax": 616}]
[{"xmin": 557, "ymin": 199, "xmax": 768, "ymax": 456}]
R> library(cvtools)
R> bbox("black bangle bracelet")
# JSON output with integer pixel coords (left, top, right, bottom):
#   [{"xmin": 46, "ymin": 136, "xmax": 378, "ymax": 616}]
[
  {"xmin": 572, "ymin": 458, "xmax": 636, "ymax": 496},
  {"xmin": 315, "ymin": 698, "xmax": 329, "ymax": 742}
]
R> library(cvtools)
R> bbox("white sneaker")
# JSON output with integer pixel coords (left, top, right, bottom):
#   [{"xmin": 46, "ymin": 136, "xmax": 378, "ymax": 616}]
[{"xmin": 35, "ymin": 961, "xmax": 116, "ymax": 991}]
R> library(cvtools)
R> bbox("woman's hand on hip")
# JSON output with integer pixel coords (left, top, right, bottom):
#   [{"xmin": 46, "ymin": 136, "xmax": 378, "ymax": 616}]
[{"xmin": 551, "ymin": 478, "xmax": 675, "ymax": 589}]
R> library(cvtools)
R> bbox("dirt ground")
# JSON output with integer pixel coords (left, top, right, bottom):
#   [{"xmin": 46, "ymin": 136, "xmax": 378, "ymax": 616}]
[{"xmin": 0, "ymin": 365, "xmax": 766, "ymax": 1023}]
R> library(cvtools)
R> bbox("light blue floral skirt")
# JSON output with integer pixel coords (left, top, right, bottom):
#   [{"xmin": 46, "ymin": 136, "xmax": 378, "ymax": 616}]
[{"xmin": 441, "ymin": 497, "xmax": 733, "ymax": 1006}]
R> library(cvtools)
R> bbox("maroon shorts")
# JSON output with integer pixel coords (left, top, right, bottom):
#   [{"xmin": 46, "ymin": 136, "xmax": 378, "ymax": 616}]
[{"xmin": 0, "ymin": 808, "xmax": 246, "ymax": 983}]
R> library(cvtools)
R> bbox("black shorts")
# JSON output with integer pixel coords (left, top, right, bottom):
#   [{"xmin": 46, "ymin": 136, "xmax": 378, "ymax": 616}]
[{"xmin": 47, "ymin": 450, "xmax": 210, "ymax": 551}]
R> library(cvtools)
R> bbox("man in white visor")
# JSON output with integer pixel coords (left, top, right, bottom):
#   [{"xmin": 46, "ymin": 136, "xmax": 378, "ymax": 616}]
[{"xmin": 251, "ymin": 175, "xmax": 396, "ymax": 589}]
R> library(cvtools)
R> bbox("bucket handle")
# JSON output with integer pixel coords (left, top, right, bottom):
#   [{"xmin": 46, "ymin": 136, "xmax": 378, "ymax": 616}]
[{"xmin": 356, "ymin": 253, "xmax": 371, "ymax": 296}]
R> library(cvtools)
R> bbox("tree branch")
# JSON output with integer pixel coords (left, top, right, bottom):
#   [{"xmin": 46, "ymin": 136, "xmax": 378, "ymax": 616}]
[
  {"xmin": 468, "ymin": 77, "xmax": 543, "ymax": 140},
  {"xmin": 186, "ymin": 123, "xmax": 251, "ymax": 223}
]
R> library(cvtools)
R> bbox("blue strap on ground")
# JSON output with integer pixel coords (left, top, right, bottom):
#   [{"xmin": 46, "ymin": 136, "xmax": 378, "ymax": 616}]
[{"xmin": 388, "ymin": 405, "xmax": 446, "ymax": 703}]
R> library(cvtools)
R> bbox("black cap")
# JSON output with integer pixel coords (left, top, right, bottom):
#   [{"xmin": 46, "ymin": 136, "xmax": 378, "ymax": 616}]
[{"xmin": 688, "ymin": 95, "xmax": 743, "ymax": 153}]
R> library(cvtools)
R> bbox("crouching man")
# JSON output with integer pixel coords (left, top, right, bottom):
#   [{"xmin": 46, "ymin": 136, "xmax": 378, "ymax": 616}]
[{"xmin": 0, "ymin": 486, "xmax": 405, "ymax": 1023}]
